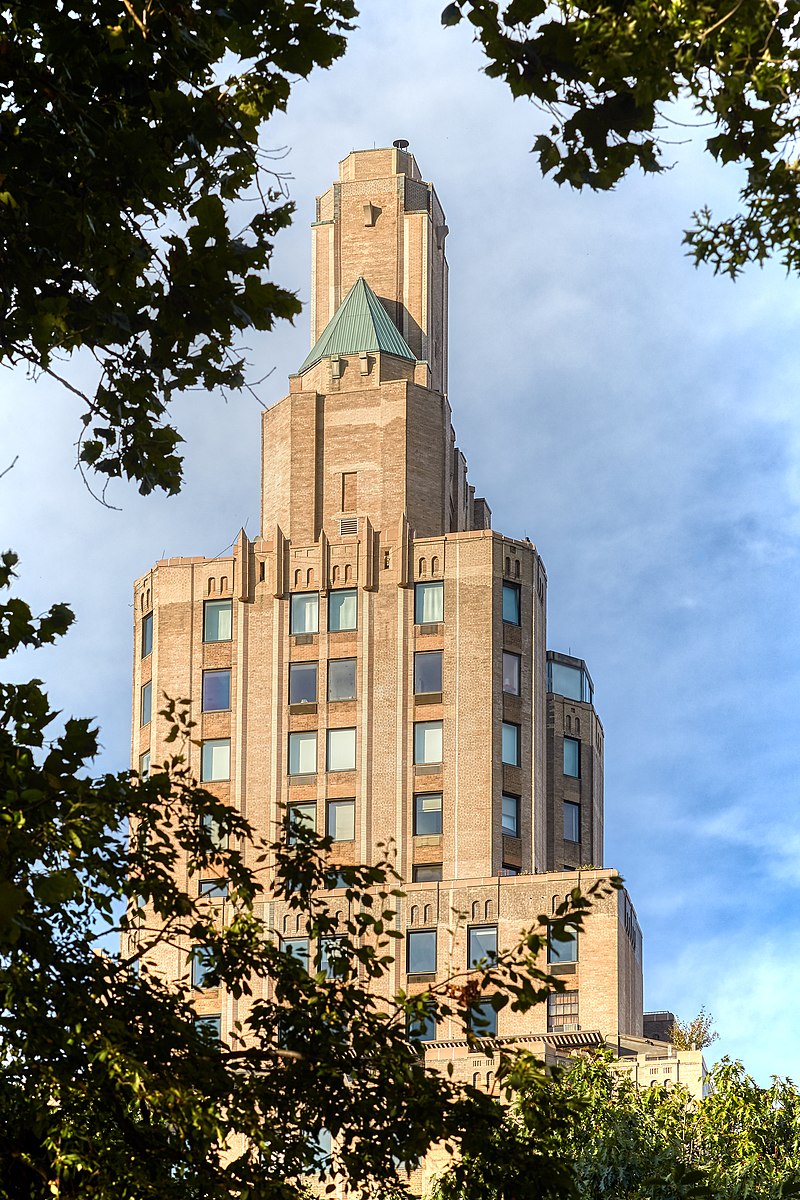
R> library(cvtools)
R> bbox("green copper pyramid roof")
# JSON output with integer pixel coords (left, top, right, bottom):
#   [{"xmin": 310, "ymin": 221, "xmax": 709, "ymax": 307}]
[{"xmin": 299, "ymin": 276, "xmax": 416, "ymax": 372}]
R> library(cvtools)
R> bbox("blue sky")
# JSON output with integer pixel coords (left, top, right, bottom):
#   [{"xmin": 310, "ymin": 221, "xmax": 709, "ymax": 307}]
[{"xmin": 3, "ymin": 1, "xmax": 800, "ymax": 1083}]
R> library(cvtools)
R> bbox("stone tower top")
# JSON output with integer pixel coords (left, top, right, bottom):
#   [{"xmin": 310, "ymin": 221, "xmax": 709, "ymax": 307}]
[{"xmin": 310, "ymin": 146, "xmax": 449, "ymax": 395}]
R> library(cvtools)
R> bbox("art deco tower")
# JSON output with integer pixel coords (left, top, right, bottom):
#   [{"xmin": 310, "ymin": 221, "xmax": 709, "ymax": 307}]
[{"xmin": 132, "ymin": 146, "xmax": 642, "ymax": 1073}]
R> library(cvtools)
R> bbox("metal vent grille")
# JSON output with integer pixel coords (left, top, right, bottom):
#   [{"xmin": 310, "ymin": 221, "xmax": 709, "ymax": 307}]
[{"xmin": 339, "ymin": 517, "xmax": 359, "ymax": 536}]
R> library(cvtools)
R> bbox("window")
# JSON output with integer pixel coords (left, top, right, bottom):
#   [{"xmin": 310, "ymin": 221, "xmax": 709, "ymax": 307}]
[
  {"xmin": 204, "ymin": 599, "xmax": 232, "ymax": 642},
  {"xmin": 139, "ymin": 750, "xmax": 150, "ymax": 779},
  {"xmin": 287, "ymin": 802, "xmax": 316, "ymax": 844},
  {"xmin": 288, "ymin": 731, "xmax": 317, "ymax": 776},
  {"xmin": 319, "ymin": 937, "xmax": 348, "ymax": 978},
  {"xmin": 198, "ymin": 878, "xmax": 228, "ymax": 898},
  {"xmin": 329, "ymin": 589, "xmax": 357, "ymax": 632},
  {"xmin": 328, "ymin": 658, "xmax": 356, "ymax": 702},
  {"xmin": 501, "ymin": 792, "xmax": 519, "ymax": 837},
  {"xmin": 141, "ymin": 611, "xmax": 153, "ymax": 658},
  {"xmin": 194, "ymin": 1014, "xmax": 221, "ymax": 1041},
  {"xmin": 547, "ymin": 660, "xmax": 593, "ymax": 703},
  {"xmin": 289, "ymin": 661, "xmax": 317, "ymax": 704},
  {"xmin": 325, "ymin": 867, "xmax": 349, "ymax": 890},
  {"xmin": 468, "ymin": 999, "xmax": 498, "ymax": 1038},
  {"xmin": 502, "ymin": 651, "xmax": 521, "ymax": 695},
  {"xmin": 501, "ymin": 722, "xmax": 519, "ymax": 766},
  {"xmin": 326, "ymin": 798, "xmax": 355, "ymax": 842},
  {"xmin": 548, "ymin": 923, "xmax": 578, "ymax": 964},
  {"xmin": 412, "ymin": 864, "xmax": 443, "ymax": 883},
  {"xmin": 468, "ymin": 925, "xmax": 498, "ymax": 967},
  {"xmin": 564, "ymin": 801, "xmax": 581, "ymax": 843},
  {"xmin": 327, "ymin": 727, "xmax": 356, "ymax": 772},
  {"xmin": 548, "ymin": 990, "xmax": 578, "ymax": 1032},
  {"xmin": 140, "ymin": 681, "xmax": 152, "ymax": 727},
  {"xmin": 202, "ymin": 668, "xmax": 231, "ymax": 712},
  {"xmin": 201, "ymin": 738, "xmax": 230, "ymax": 782},
  {"xmin": 502, "ymin": 582, "xmax": 520, "ymax": 625},
  {"xmin": 414, "ymin": 650, "xmax": 442, "ymax": 694},
  {"xmin": 191, "ymin": 946, "xmax": 215, "ymax": 989},
  {"xmin": 290, "ymin": 592, "xmax": 319, "ymax": 635},
  {"xmin": 563, "ymin": 737, "xmax": 580, "ymax": 778},
  {"xmin": 414, "ymin": 721, "xmax": 443, "ymax": 765},
  {"xmin": 407, "ymin": 930, "xmax": 437, "ymax": 975},
  {"xmin": 500, "ymin": 864, "xmax": 519, "ymax": 876},
  {"xmin": 415, "ymin": 580, "xmax": 444, "ymax": 624},
  {"xmin": 408, "ymin": 1008, "xmax": 437, "ymax": 1043},
  {"xmin": 414, "ymin": 793, "xmax": 442, "ymax": 836},
  {"xmin": 201, "ymin": 813, "xmax": 228, "ymax": 849},
  {"xmin": 283, "ymin": 937, "xmax": 310, "ymax": 969}
]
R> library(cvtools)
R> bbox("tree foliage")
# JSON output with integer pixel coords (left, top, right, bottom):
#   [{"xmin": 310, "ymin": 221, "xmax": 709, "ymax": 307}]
[
  {"xmin": 0, "ymin": 550, "xmax": 621, "ymax": 1199},
  {"xmin": 442, "ymin": 0, "xmax": 800, "ymax": 277},
  {"xmin": 670, "ymin": 1008, "xmax": 720, "ymax": 1052},
  {"xmin": 0, "ymin": 0, "xmax": 355, "ymax": 496}
]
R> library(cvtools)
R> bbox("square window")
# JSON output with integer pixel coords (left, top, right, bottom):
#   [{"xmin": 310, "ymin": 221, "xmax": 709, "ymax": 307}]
[
  {"xmin": 204, "ymin": 599, "xmax": 232, "ymax": 643},
  {"xmin": 326, "ymin": 798, "xmax": 355, "ymax": 842},
  {"xmin": 407, "ymin": 929, "xmax": 437, "ymax": 975},
  {"xmin": 414, "ymin": 650, "xmax": 443, "ymax": 695},
  {"xmin": 415, "ymin": 580, "xmax": 444, "ymax": 624},
  {"xmin": 140, "ymin": 681, "xmax": 152, "ymax": 727},
  {"xmin": 319, "ymin": 936, "xmax": 348, "ymax": 978},
  {"xmin": 287, "ymin": 802, "xmax": 316, "ymax": 844},
  {"xmin": 329, "ymin": 589, "xmax": 357, "ymax": 632},
  {"xmin": 282, "ymin": 937, "xmax": 310, "ymax": 969},
  {"xmin": 191, "ymin": 946, "xmax": 214, "ymax": 989},
  {"xmin": 141, "ymin": 612, "xmax": 153, "ymax": 658},
  {"xmin": 327, "ymin": 727, "xmax": 356, "ymax": 772},
  {"xmin": 202, "ymin": 668, "xmax": 231, "ymax": 712},
  {"xmin": 469, "ymin": 999, "xmax": 498, "ymax": 1038},
  {"xmin": 194, "ymin": 1014, "xmax": 221, "ymax": 1041},
  {"xmin": 564, "ymin": 801, "xmax": 581, "ymax": 843},
  {"xmin": 201, "ymin": 738, "xmax": 230, "ymax": 782},
  {"xmin": 408, "ymin": 1008, "xmax": 437, "ymax": 1043},
  {"xmin": 412, "ymin": 864, "xmax": 443, "ymax": 883},
  {"xmin": 501, "ymin": 722, "xmax": 519, "ymax": 766},
  {"xmin": 198, "ymin": 878, "xmax": 228, "ymax": 898},
  {"xmin": 548, "ymin": 923, "xmax": 578, "ymax": 964},
  {"xmin": 414, "ymin": 721, "xmax": 443, "ymax": 765},
  {"xmin": 564, "ymin": 737, "xmax": 580, "ymax": 778},
  {"xmin": 289, "ymin": 662, "xmax": 317, "ymax": 705},
  {"xmin": 502, "ymin": 582, "xmax": 520, "ymax": 625},
  {"xmin": 139, "ymin": 750, "xmax": 150, "ymax": 779},
  {"xmin": 501, "ymin": 792, "xmax": 519, "ymax": 837},
  {"xmin": 290, "ymin": 592, "xmax": 319, "ymax": 635},
  {"xmin": 468, "ymin": 925, "xmax": 498, "ymax": 967},
  {"xmin": 288, "ymin": 731, "xmax": 317, "ymax": 776},
  {"xmin": 328, "ymin": 658, "xmax": 356, "ymax": 702},
  {"xmin": 548, "ymin": 990, "xmax": 578, "ymax": 1032},
  {"xmin": 414, "ymin": 793, "xmax": 442, "ymax": 836},
  {"xmin": 502, "ymin": 651, "xmax": 521, "ymax": 695}
]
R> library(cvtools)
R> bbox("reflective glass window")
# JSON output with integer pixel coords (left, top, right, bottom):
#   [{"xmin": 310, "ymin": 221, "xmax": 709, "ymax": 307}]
[
  {"xmin": 502, "ymin": 582, "xmax": 520, "ymax": 625},
  {"xmin": 414, "ymin": 793, "xmax": 442, "ymax": 836},
  {"xmin": 415, "ymin": 650, "xmax": 443, "ymax": 694},
  {"xmin": 328, "ymin": 658, "xmax": 356, "ymax": 702},
  {"xmin": 415, "ymin": 581, "xmax": 444, "ymax": 624},
  {"xmin": 329, "ymin": 589, "xmax": 357, "ymax": 632},
  {"xmin": 202, "ymin": 668, "xmax": 230, "ymax": 712},
  {"xmin": 290, "ymin": 592, "xmax": 319, "ymax": 634},
  {"xmin": 289, "ymin": 661, "xmax": 317, "ymax": 704},
  {"xmin": 407, "ymin": 929, "xmax": 437, "ymax": 974},
  {"xmin": 204, "ymin": 599, "xmax": 232, "ymax": 642},
  {"xmin": 564, "ymin": 737, "xmax": 580, "ymax": 778},
  {"xmin": 327, "ymin": 727, "xmax": 356, "ymax": 772},
  {"xmin": 201, "ymin": 738, "xmax": 230, "ymax": 781},
  {"xmin": 501, "ymin": 722, "xmax": 519, "ymax": 766},
  {"xmin": 288, "ymin": 731, "xmax": 317, "ymax": 775},
  {"xmin": 414, "ymin": 721, "xmax": 443, "ymax": 765},
  {"xmin": 502, "ymin": 651, "xmax": 521, "ymax": 695}
]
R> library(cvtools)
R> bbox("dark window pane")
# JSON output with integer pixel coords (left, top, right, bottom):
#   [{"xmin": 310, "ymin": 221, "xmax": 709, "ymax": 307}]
[
  {"xmin": 328, "ymin": 658, "xmax": 356, "ymax": 701},
  {"xmin": 203, "ymin": 669, "xmax": 231, "ymax": 712},
  {"xmin": 289, "ymin": 661, "xmax": 317, "ymax": 704},
  {"xmin": 140, "ymin": 682, "xmax": 152, "ymax": 726},
  {"xmin": 407, "ymin": 930, "xmax": 437, "ymax": 974},
  {"xmin": 469, "ymin": 1000, "xmax": 497, "ymax": 1037},
  {"xmin": 414, "ymin": 793, "xmax": 442, "ymax": 836},
  {"xmin": 408, "ymin": 1009, "xmax": 437, "ymax": 1042},
  {"xmin": 502, "ymin": 583, "xmax": 520, "ymax": 625},
  {"xmin": 141, "ymin": 612, "xmax": 153, "ymax": 658},
  {"xmin": 412, "ymin": 864, "xmax": 443, "ymax": 883},
  {"xmin": 191, "ymin": 946, "xmax": 214, "ymax": 989},
  {"xmin": 564, "ymin": 801, "xmax": 580, "ymax": 842},
  {"xmin": 204, "ymin": 599, "xmax": 232, "ymax": 642},
  {"xmin": 195, "ymin": 1014, "xmax": 221, "ymax": 1041},
  {"xmin": 415, "ymin": 650, "xmax": 443, "ymax": 694}
]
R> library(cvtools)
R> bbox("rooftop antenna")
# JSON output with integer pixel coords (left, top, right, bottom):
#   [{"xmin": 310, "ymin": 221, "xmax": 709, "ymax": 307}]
[{"xmin": 393, "ymin": 138, "xmax": 410, "ymax": 151}]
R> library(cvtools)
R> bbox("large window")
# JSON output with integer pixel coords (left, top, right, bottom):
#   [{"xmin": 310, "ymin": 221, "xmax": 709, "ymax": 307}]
[
  {"xmin": 327, "ymin": 727, "xmax": 356, "ymax": 772},
  {"xmin": 326, "ymin": 798, "xmax": 355, "ymax": 842},
  {"xmin": 204, "ymin": 599, "xmax": 232, "ymax": 643},
  {"xmin": 287, "ymin": 802, "xmax": 316, "ymax": 844},
  {"xmin": 563, "ymin": 737, "xmax": 580, "ymax": 778},
  {"xmin": 288, "ymin": 731, "xmax": 317, "ymax": 776},
  {"xmin": 548, "ymin": 990, "xmax": 578, "ymax": 1032},
  {"xmin": 329, "ymin": 589, "xmax": 357, "ymax": 632},
  {"xmin": 501, "ymin": 721, "xmax": 519, "ymax": 766},
  {"xmin": 469, "ymin": 999, "xmax": 498, "ymax": 1038},
  {"xmin": 414, "ymin": 650, "xmax": 442, "ymax": 694},
  {"xmin": 564, "ymin": 801, "xmax": 581, "ymax": 843},
  {"xmin": 414, "ymin": 793, "xmax": 443, "ymax": 836},
  {"xmin": 415, "ymin": 580, "xmax": 444, "ymax": 625},
  {"xmin": 412, "ymin": 864, "xmax": 443, "ymax": 883},
  {"xmin": 502, "ymin": 792, "xmax": 519, "ymax": 837},
  {"xmin": 407, "ymin": 930, "xmax": 437, "ymax": 975},
  {"xmin": 502, "ymin": 582, "xmax": 520, "ymax": 625},
  {"xmin": 328, "ymin": 658, "xmax": 356, "ymax": 702},
  {"xmin": 290, "ymin": 592, "xmax": 319, "ymax": 635},
  {"xmin": 141, "ymin": 611, "xmax": 153, "ymax": 658},
  {"xmin": 468, "ymin": 925, "xmax": 498, "ymax": 967},
  {"xmin": 502, "ymin": 651, "xmax": 521, "ymax": 695},
  {"xmin": 191, "ymin": 946, "xmax": 214, "ymax": 989},
  {"xmin": 414, "ymin": 721, "xmax": 443, "ymax": 765},
  {"xmin": 289, "ymin": 662, "xmax": 317, "ymax": 705},
  {"xmin": 201, "ymin": 738, "xmax": 230, "ymax": 782},
  {"xmin": 202, "ymin": 668, "xmax": 230, "ymax": 712},
  {"xmin": 140, "ymin": 681, "xmax": 152, "ymax": 727},
  {"xmin": 548, "ymin": 923, "xmax": 578, "ymax": 964},
  {"xmin": 547, "ymin": 660, "xmax": 593, "ymax": 703}
]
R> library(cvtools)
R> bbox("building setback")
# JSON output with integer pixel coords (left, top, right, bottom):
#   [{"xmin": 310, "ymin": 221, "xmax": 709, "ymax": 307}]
[{"xmin": 131, "ymin": 145, "xmax": 645, "ymax": 1083}]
